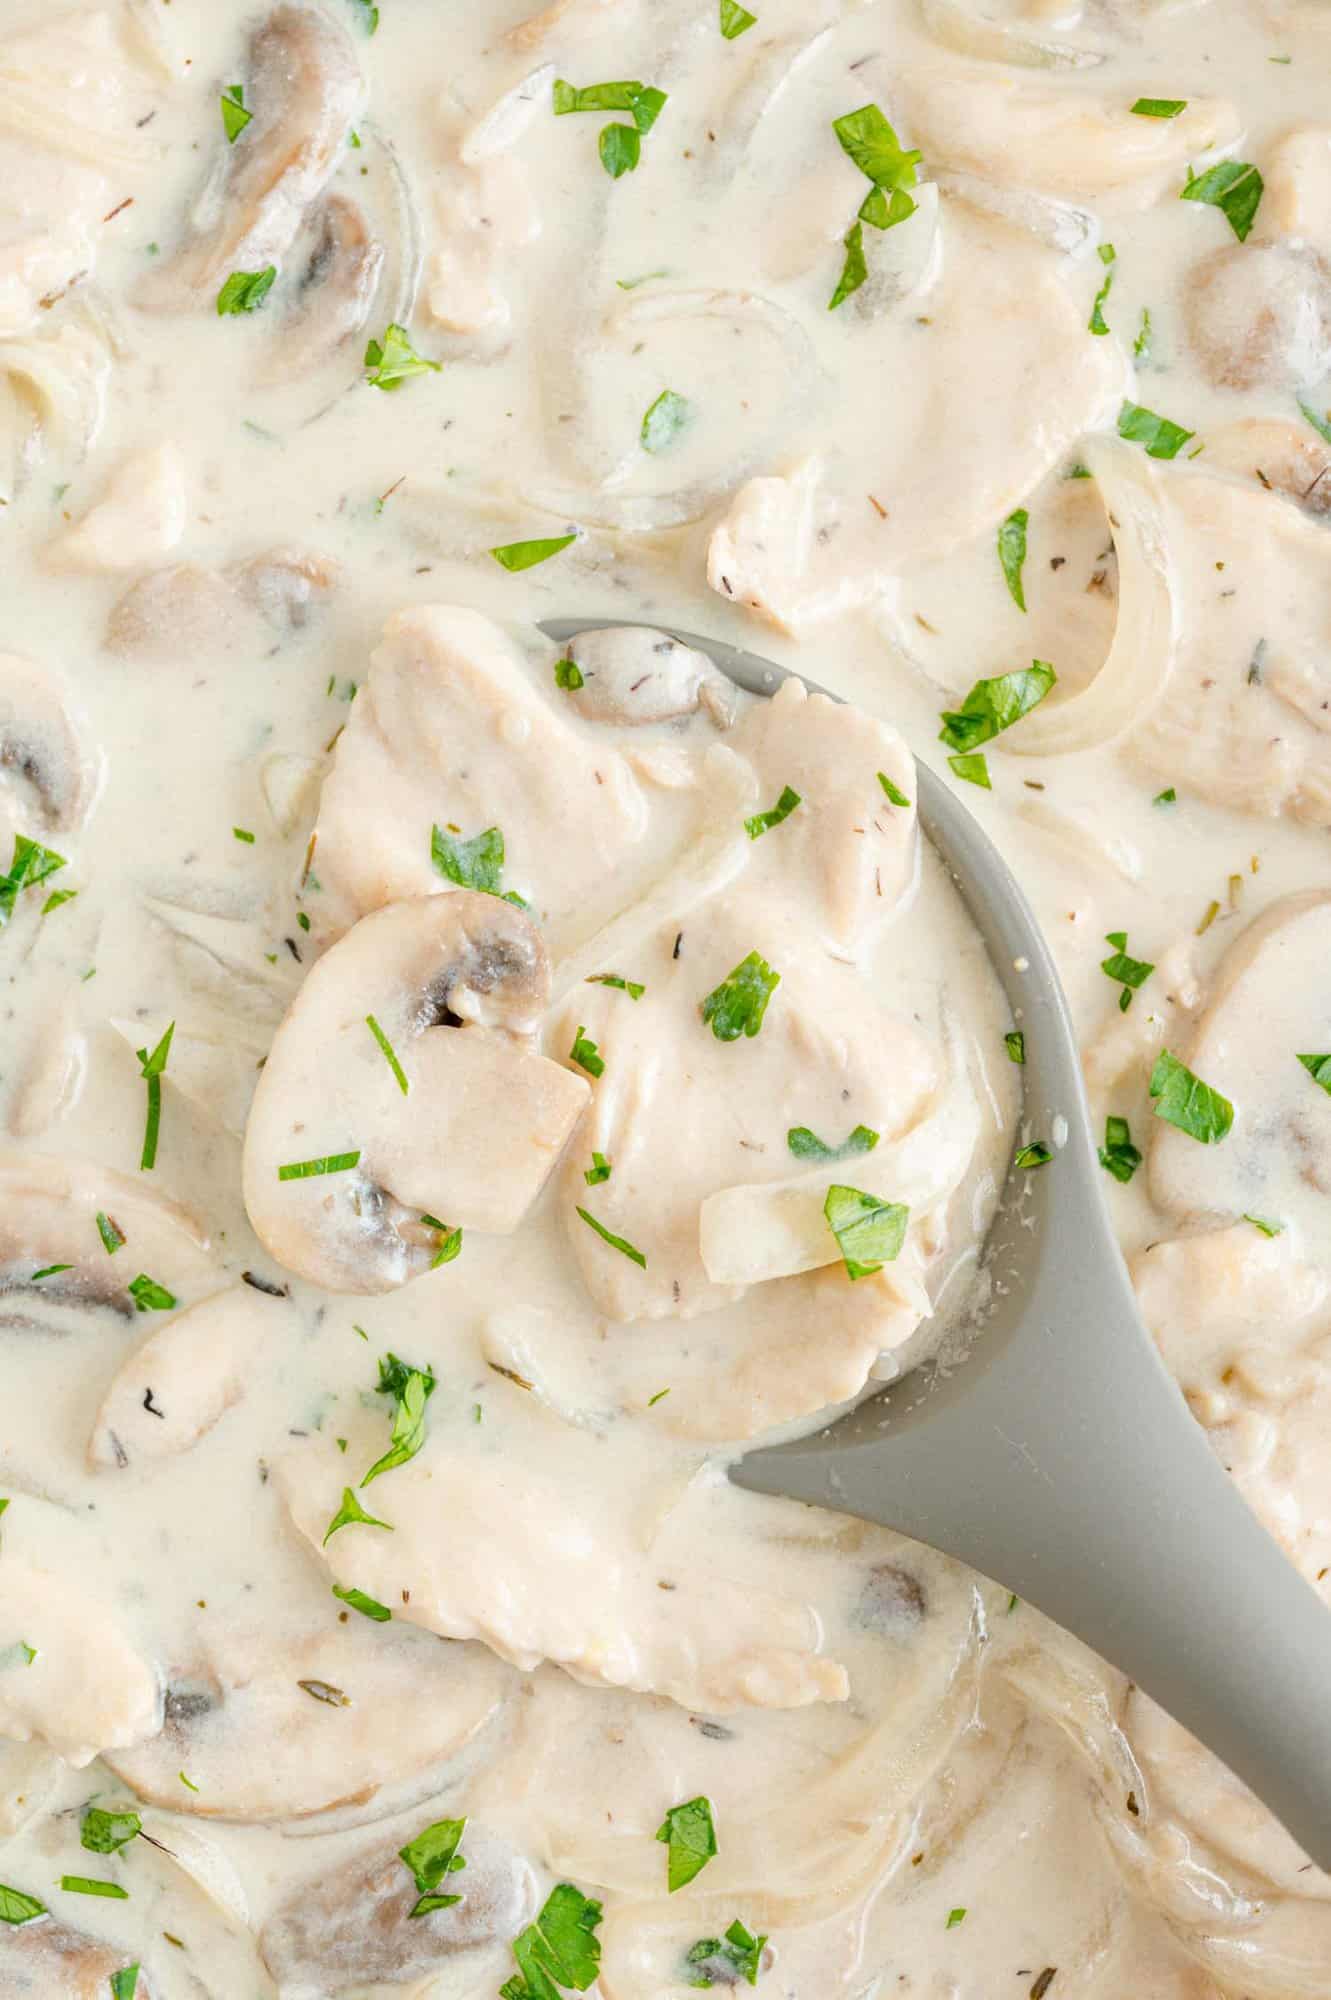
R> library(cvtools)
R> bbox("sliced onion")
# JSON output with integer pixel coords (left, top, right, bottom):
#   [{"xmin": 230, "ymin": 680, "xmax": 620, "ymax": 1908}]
[
  {"xmin": 700, "ymin": 1021, "xmax": 980, "ymax": 1288},
  {"xmin": 934, "ymin": 169, "xmax": 1101, "ymax": 257},
  {"xmin": 708, "ymin": 26, "xmax": 834, "ymax": 183},
  {"xmin": 459, "ymin": 62, "xmax": 555, "ymax": 163},
  {"xmin": 1, "ymin": 317, "xmax": 111, "ymax": 494},
  {"xmin": 138, "ymin": 1810, "xmax": 251, "ymax": 1931},
  {"xmin": 1005, "ymin": 435, "xmax": 1178, "ymax": 756},
  {"xmin": 854, "ymin": 180, "xmax": 942, "ymax": 320},
  {"xmin": 921, "ymin": 0, "xmax": 1106, "ymax": 68}
]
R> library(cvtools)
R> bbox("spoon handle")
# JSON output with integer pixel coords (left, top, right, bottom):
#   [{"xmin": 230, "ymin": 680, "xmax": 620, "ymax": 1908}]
[{"xmin": 739, "ymin": 1154, "xmax": 1331, "ymax": 1869}]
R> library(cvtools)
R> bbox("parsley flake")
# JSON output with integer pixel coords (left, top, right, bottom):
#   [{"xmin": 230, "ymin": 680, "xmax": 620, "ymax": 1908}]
[
  {"xmin": 502, "ymin": 1882, "xmax": 603, "ymax": 1999},
  {"xmin": 877, "ymin": 770, "xmax": 910, "ymax": 807},
  {"xmin": 554, "ymin": 656, "xmax": 584, "ymax": 690},
  {"xmin": 787, "ymin": 1123, "xmax": 879, "ymax": 1162},
  {"xmin": 1181, "ymin": 159, "xmax": 1263, "ymax": 241},
  {"xmin": 1117, "ymin": 401, "xmax": 1195, "ymax": 459},
  {"xmin": 1100, "ymin": 931, "xmax": 1154, "ymax": 1012},
  {"xmin": 1149, "ymin": 1049, "xmax": 1233, "ymax": 1142},
  {"xmin": 217, "ymin": 267, "xmax": 277, "ymax": 315},
  {"xmin": 277, "ymin": 1151, "xmax": 361, "ymax": 1181},
  {"xmin": 399, "ymin": 1815, "xmax": 467, "ymax": 1919},
  {"xmin": 1132, "ymin": 97, "xmax": 1187, "ymax": 117},
  {"xmin": 656, "ymin": 1796, "xmax": 718, "ymax": 1892},
  {"xmin": 720, "ymin": 0, "xmax": 758, "ymax": 34},
  {"xmin": 323, "ymin": 1485, "xmax": 393, "ymax": 1545},
  {"xmin": 997, "ymin": 508, "xmax": 1029, "ymax": 610},
  {"xmin": 1297, "ymin": 1051, "xmax": 1331, "ymax": 1096},
  {"xmin": 128, "ymin": 1273, "xmax": 176, "ymax": 1313},
  {"xmin": 362, "ymin": 1352, "xmax": 436, "ymax": 1486},
  {"xmin": 490, "ymin": 533, "xmax": 578, "ymax": 572},
  {"xmin": 1098, "ymin": 1114, "xmax": 1142, "ymax": 1184},
  {"xmin": 641, "ymin": 389, "xmax": 691, "ymax": 453},
  {"xmin": 1088, "ymin": 240, "xmax": 1115, "ymax": 335},
  {"xmin": 430, "ymin": 822, "xmax": 506, "ymax": 895},
  {"xmin": 1005, "ymin": 1030, "xmax": 1026, "ymax": 1064},
  {"xmin": 111, "ymin": 1969, "xmax": 141, "ymax": 2000},
  {"xmin": 135, "ymin": 1020, "xmax": 174, "ymax": 1172},
  {"xmin": 333, "ymin": 1583, "xmax": 392, "ymax": 1622},
  {"xmin": 575, "ymin": 1206, "xmax": 646, "ymax": 1268},
  {"xmin": 569, "ymin": 1026, "xmax": 605, "ymax": 1078},
  {"xmin": 1245, "ymin": 1212, "xmax": 1284, "ymax": 1237},
  {"xmin": 744, "ymin": 785, "xmax": 802, "ymax": 840},
  {"xmin": 701, "ymin": 952, "xmax": 780, "ymax": 1041},
  {"xmin": 221, "ymin": 84, "xmax": 251, "ymax": 142},
  {"xmin": 96, "ymin": 1211, "xmax": 126, "ymax": 1255},
  {"xmin": 1014, "ymin": 1141, "xmax": 1053, "ymax": 1169},
  {"xmin": 587, "ymin": 973, "xmax": 645, "ymax": 999},
  {"xmin": 948, "ymin": 752, "xmax": 991, "ymax": 788},
  {"xmin": 0, "ymin": 1884, "xmax": 44, "ymax": 1926},
  {"xmin": 584, "ymin": 1152, "xmax": 612, "ymax": 1186},
  {"xmin": 60, "ymin": 1876, "xmax": 128, "ymax": 1900},
  {"xmin": 81, "ymin": 1806, "xmax": 141, "ymax": 1855},
  {"xmin": 364, "ymin": 323, "xmax": 441, "ymax": 390},
  {"xmin": 687, "ymin": 1917, "xmax": 767, "ymax": 1987},
  {"xmin": 939, "ymin": 662, "xmax": 1056, "ymax": 753},
  {"xmin": 0, "ymin": 834, "xmax": 66, "ymax": 927},
  {"xmin": 824, "ymin": 1184, "xmax": 909, "ymax": 1279},
  {"xmin": 366, "ymin": 1013, "xmax": 408, "ymax": 1094}
]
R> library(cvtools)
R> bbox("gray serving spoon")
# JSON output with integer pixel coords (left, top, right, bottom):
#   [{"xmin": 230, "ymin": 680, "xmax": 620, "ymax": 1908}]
[{"xmin": 542, "ymin": 615, "xmax": 1331, "ymax": 1868}]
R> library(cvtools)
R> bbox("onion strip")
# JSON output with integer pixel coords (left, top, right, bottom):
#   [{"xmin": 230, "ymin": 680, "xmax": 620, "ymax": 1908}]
[{"xmin": 921, "ymin": 0, "xmax": 1106, "ymax": 69}]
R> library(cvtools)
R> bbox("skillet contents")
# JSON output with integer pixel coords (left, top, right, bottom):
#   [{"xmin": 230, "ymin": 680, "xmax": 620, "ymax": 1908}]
[{"xmin": 3, "ymin": 1, "xmax": 1331, "ymax": 1995}]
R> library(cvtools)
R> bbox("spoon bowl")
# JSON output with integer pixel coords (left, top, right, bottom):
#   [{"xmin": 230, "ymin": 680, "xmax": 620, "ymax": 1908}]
[{"xmin": 542, "ymin": 614, "xmax": 1331, "ymax": 1868}]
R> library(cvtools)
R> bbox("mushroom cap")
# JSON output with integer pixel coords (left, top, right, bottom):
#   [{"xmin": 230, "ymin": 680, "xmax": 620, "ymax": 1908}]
[
  {"xmin": 0, "ymin": 1917, "xmax": 157, "ymax": 1999},
  {"xmin": 1184, "ymin": 241, "xmax": 1331, "ymax": 392},
  {"xmin": 242, "ymin": 893, "xmax": 590, "ymax": 1291},
  {"xmin": 0, "ymin": 649, "xmax": 98, "ymax": 833}
]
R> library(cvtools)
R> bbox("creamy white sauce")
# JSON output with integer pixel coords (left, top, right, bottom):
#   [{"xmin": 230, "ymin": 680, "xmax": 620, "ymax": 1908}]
[{"xmin": 4, "ymin": 0, "xmax": 1331, "ymax": 1995}]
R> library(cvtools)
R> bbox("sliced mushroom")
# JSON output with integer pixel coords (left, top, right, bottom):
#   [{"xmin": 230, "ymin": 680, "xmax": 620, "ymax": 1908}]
[
  {"xmin": 0, "ymin": 650, "xmax": 97, "ymax": 833},
  {"xmin": 50, "ymin": 439, "xmax": 188, "ymax": 572},
  {"xmin": 0, "ymin": 1149, "xmax": 220, "ymax": 1324},
  {"xmin": 308, "ymin": 604, "xmax": 646, "ymax": 943},
  {"xmin": 1149, "ymin": 893, "xmax": 1331, "ymax": 1237},
  {"xmin": 1257, "ymin": 126, "xmax": 1331, "ymax": 251},
  {"xmin": 553, "ymin": 891, "xmax": 938, "ymax": 1323},
  {"xmin": 257, "ymin": 191, "xmax": 385, "ymax": 380},
  {"xmin": 140, "ymin": 3, "xmax": 363, "ymax": 313},
  {"xmin": 558, "ymin": 626, "xmax": 735, "ymax": 730},
  {"xmin": 105, "ymin": 1619, "xmax": 510, "ymax": 1821},
  {"xmin": 260, "ymin": 1822, "xmax": 536, "ymax": 1993},
  {"xmin": 104, "ymin": 547, "xmax": 338, "ymax": 662},
  {"xmin": 281, "ymin": 1405, "xmax": 851, "ymax": 1712},
  {"xmin": 1202, "ymin": 416, "xmax": 1331, "ymax": 516},
  {"xmin": 242, "ymin": 893, "xmax": 590, "ymax": 1291},
  {"xmin": 891, "ymin": 68, "xmax": 1241, "ymax": 204},
  {"xmin": 89, "ymin": 1281, "xmax": 284, "ymax": 1470},
  {"xmin": 1129, "ymin": 469, "xmax": 1331, "ymax": 824},
  {"xmin": 1184, "ymin": 241, "xmax": 1331, "ymax": 391},
  {"xmin": 0, "ymin": 1917, "xmax": 157, "ymax": 1999}
]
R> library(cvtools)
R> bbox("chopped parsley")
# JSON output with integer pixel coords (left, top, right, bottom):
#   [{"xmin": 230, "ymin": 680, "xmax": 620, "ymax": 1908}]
[
  {"xmin": 1005, "ymin": 1030, "xmax": 1026, "ymax": 1064},
  {"xmin": 584, "ymin": 1152, "xmax": 612, "ymax": 1186},
  {"xmin": 216, "ymin": 267, "xmax": 277, "ymax": 315},
  {"xmin": 744, "ymin": 785, "xmax": 802, "ymax": 840},
  {"xmin": 398, "ymin": 1815, "xmax": 467, "ymax": 1919},
  {"xmin": 323, "ymin": 1485, "xmax": 393, "ymax": 1545},
  {"xmin": 587, "ymin": 973, "xmax": 644, "ymax": 999},
  {"xmin": 656, "ymin": 1796, "xmax": 718, "ymax": 1892},
  {"xmin": 0, "ymin": 1884, "xmax": 44, "ymax": 1925},
  {"xmin": 997, "ymin": 508, "xmax": 1029, "ymax": 610},
  {"xmin": 599, "ymin": 122, "xmax": 641, "ymax": 176},
  {"xmin": 1117, "ymin": 401, "xmax": 1194, "ymax": 459},
  {"xmin": 787, "ymin": 1123, "xmax": 879, "ymax": 1162},
  {"xmin": 1131, "ymin": 97, "xmax": 1187, "ymax": 117},
  {"xmin": 333, "ymin": 1583, "xmax": 392, "ymax": 1622},
  {"xmin": 40, "ymin": 887, "xmax": 77, "ymax": 915},
  {"xmin": 939, "ymin": 662, "xmax": 1056, "ymax": 753},
  {"xmin": 1153, "ymin": 786, "xmax": 1176, "ymax": 806},
  {"xmin": 111, "ymin": 1970, "xmax": 141, "ymax": 2000},
  {"xmin": 946, "ymin": 1906, "xmax": 967, "ymax": 1928},
  {"xmin": 423, "ymin": 1217, "xmax": 463, "ymax": 1267},
  {"xmin": 576, "ymin": 1206, "xmax": 646, "ymax": 1268},
  {"xmin": 948, "ymin": 752, "xmax": 991, "ymax": 788},
  {"xmin": 827, "ymin": 103, "xmax": 920, "ymax": 307},
  {"xmin": 30, "ymin": 1264, "xmax": 71, "ymax": 1283},
  {"xmin": 97, "ymin": 1211, "xmax": 126, "ymax": 1254},
  {"xmin": 1298, "ymin": 1051, "xmax": 1331, "ymax": 1095},
  {"xmin": 490, "ymin": 533, "xmax": 578, "ymax": 571},
  {"xmin": 553, "ymin": 76, "xmax": 666, "ymax": 180},
  {"xmin": 687, "ymin": 1917, "xmax": 767, "ymax": 1987},
  {"xmin": 350, "ymin": 0, "xmax": 379, "ymax": 30},
  {"xmin": 430, "ymin": 822, "xmax": 506, "ymax": 895},
  {"xmin": 569, "ymin": 1026, "xmax": 605, "ymax": 1078},
  {"xmin": 135, "ymin": 1020, "xmax": 174, "ymax": 1172},
  {"xmin": 1098, "ymin": 1114, "xmax": 1142, "ymax": 1184},
  {"xmin": 1088, "ymin": 241, "xmax": 1115, "ymax": 335},
  {"xmin": 1181, "ymin": 159, "xmax": 1263, "ymax": 242},
  {"xmin": 366, "ymin": 1013, "xmax": 409, "ymax": 1094},
  {"xmin": 554, "ymin": 655, "xmax": 584, "ymax": 690},
  {"xmin": 720, "ymin": 0, "xmax": 757, "ymax": 34},
  {"xmin": 1148, "ymin": 1049, "xmax": 1233, "ymax": 1143},
  {"xmin": 277, "ymin": 1151, "xmax": 361, "ymax": 1181},
  {"xmin": 1297, "ymin": 395, "xmax": 1331, "ymax": 446},
  {"xmin": 60, "ymin": 1876, "xmax": 128, "ymax": 1900},
  {"xmin": 1100, "ymin": 930, "xmax": 1154, "ymax": 1012},
  {"xmin": 502, "ymin": 1882, "xmax": 603, "ymax": 1999},
  {"xmin": 128, "ymin": 1273, "xmax": 176, "ymax": 1313},
  {"xmin": 1134, "ymin": 308, "xmax": 1153, "ymax": 362},
  {"xmin": 362, "ymin": 1352, "xmax": 436, "ymax": 1485},
  {"xmin": 0, "ymin": 834, "xmax": 66, "ymax": 927},
  {"xmin": 364, "ymin": 323, "xmax": 441, "ymax": 390},
  {"xmin": 824, "ymin": 1184, "xmax": 909, "ymax": 1279},
  {"xmin": 641, "ymin": 389, "xmax": 691, "ymax": 453},
  {"xmin": 81, "ymin": 1806, "xmax": 141, "ymax": 1855},
  {"xmin": 701, "ymin": 952, "xmax": 780, "ymax": 1041},
  {"xmin": 877, "ymin": 771, "xmax": 910, "ymax": 808},
  {"xmin": 1245, "ymin": 1212, "xmax": 1284, "ymax": 1237},
  {"xmin": 1014, "ymin": 1141, "xmax": 1053, "ymax": 1169},
  {"xmin": 221, "ymin": 84, "xmax": 251, "ymax": 142},
  {"xmin": 829, "ymin": 222, "xmax": 869, "ymax": 310}
]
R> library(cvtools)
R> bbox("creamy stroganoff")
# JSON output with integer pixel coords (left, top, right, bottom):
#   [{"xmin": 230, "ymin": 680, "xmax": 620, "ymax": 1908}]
[{"xmin": 3, "ymin": 0, "xmax": 1331, "ymax": 1995}]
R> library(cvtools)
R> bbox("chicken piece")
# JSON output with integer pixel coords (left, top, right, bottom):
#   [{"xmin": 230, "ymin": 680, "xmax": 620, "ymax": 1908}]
[
  {"xmin": 0, "ymin": 7, "xmax": 163, "ymax": 337},
  {"xmin": 281, "ymin": 1403, "xmax": 850, "ymax": 1712},
  {"xmin": 1256, "ymin": 126, "xmax": 1331, "ymax": 253},
  {"xmin": 553, "ymin": 892, "xmax": 937, "ymax": 1322},
  {"xmin": 892, "ymin": 68, "xmax": 1241, "ymax": 206},
  {"xmin": 709, "ymin": 203, "xmax": 1127, "ymax": 612},
  {"xmin": 51, "ymin": 441, "xmax": 188, "ymax": 572},
  {"xmin": 427, "ymin": 151, "xmax": 540, "ymax": 354},
  {"xmin": 0, "ymin": 1917, "xmax": 155, "ymax": 1998},
  {"xmin": 106, "ymin": 1619, "xmax": 510, "ymax": 1820},
  {"xmin": 0, "ymin": 650, "xmax": 99, "ymax": 833},
  {"xmin": 1184, "ymin": 241, "xmax": 1331, "ymax": 391},
  {"xmin": 104, "ymin": 547, "xmax": 337, "ymax": 662},
  {"xmin": 1148, "ymin": 893, "xmax": 1331, "ymax": 1238},
  {"xmin": 1129, "ymin": 471, "xmax": 1331, "ymax": 825},
  {"xmin": 0, "ymin": 1497, "xmax": 160, "ymax": 1766},
  {"xmin": 1201, "ymin": 416, "xmax": 1331, "ymax": 517},
  {"xmin": 1082, "ymin": 939, "xmax": 1201, "ymax": 1097},
  {"xmin": 309, "ymin": 604, "xmax": 647, "ymax": 942},
  {"xmin": 558, "ymin": 626, "xmax": 735, "ymax": 730},
  {"xmin": 89, "ymin": 1281, "xmax": 287, "ymax": 1469},
  {"xmin": 141, "ymin": 3, "xmax": 363, "ymax": 312},
  {"xmin": 260, "ymin": 1822, "xmax": 536, "ymax": 1993},
  {"xmin": 243, "ymin": 895, "xmax": 589, "ymax": 1292}
]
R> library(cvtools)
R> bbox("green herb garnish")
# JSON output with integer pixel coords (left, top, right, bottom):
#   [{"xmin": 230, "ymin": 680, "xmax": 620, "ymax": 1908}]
[
  {"xmin": 1297, "ymin": 1052, "xmax": 1331, "ymax": 1095},
  {"xmin": 30, "ymin": 1264, "xmax": 71, "ymax": 1283},
  {"xmin": 575, "ymin": 1207, "xmax": 646, "ymax": 1268},
  {"xmin": 641, "ymin": 389, "xmax": 691, "ymax": 453},
  {"xmin": 877, "ymin": 771, "xmax": 910, "ymax": 808},
  {"xmin": 128, "ymin": 1273, "xmax": 176, "ymax": 1313},
  {"xmin": 217, "ymin": 267, "xmax": 277, "ymax": 315},
  {"xmin": 1297, "ymin": 396, "xmax": 1331, "ymax": 446},
  {"xmin": 584, "ymin": 1153, "xmax": 612, "ymax": 1186},
  {"xmin": 946, "ymin": 1906, "xmax": 967, "ymax": 1928},
  {"xmin": 1098, "ymin": 1114, "xmax": 1142, "ymax": 1183},
  {"xmin": 569, "ymin": 1026, "xmax": 605, "ymax": 1078},
  {"xmin": 656, "ymin": 1796, "xmax": 717, "ymax": 1893},
  {"xmin": 0, "ymin": 1884, "xmax": 44, "ymax": 1925},
  {"xmin": 1005, "ymin": 1030, "xmax": 1025, "ymax": 1064},
  {"xmin": 1117, "ymin": 401, "xmax": 1195, "ymax": 459},
  {"xmin": 720, "ymin": 0, "xmax": 757, "ymax": 34},
  {"xmin": 701, "ymin": 952, "xmax": 779, "ymax": 1041},
  {"xmin": 96, "ymin": 1211, "xmax": 126, "ymax": 1255},
  {"xmin": 787, "ymin": 1123, "xmax": 879, "ymax": 1162},
  {"xmin": 939, "ymin": 662, "xmax": 1056, "ymax": 753},
  {"xmin": 686, "ymin": 1917, "xmax": 767, "ymax": 1987},
  {"xmin": 60, "ymin": 1876, "xmax": 128, "ymax": 1900},
  {"xmin": 362, "ymin": 1352, "xmax": 436, "ymax": 1486},
  {"xmin": 554, "ymin": 656, "xmax": 584, "ymax": 690},
  {"xmin": 81, "ymin": 1806, "xmax": 141, "ymax": 1855},
  {"xmin": 1149, "ymin": 1049, "xmax": 1233, "ymax": 1142},
  {"xmin": 948, "ymin": 753, "xmax": 991, "ymax": 788},
  {"xmin": 0, "ymin": 834, "xmax": 66, "ymax": 926},
  {"xmin": 323, "ymin": 1485, "xmax": 393, "ymax": 1545},
  {"xmin": 744, "ymin": 785, "xmax": 801, "ymax": 840},
  {"xmin": 111, "ymin": 1969, "xmax": 141, "ymax": 1999},
  {"xmin": 1245, "ymin": 1213, "xmax": 1284, "ymax": 1237},
  {"xmin": 364, "ymin": 323, "xmax": 441, "ymax": 390},
  {"xmin": 333, "ymin": 1583, "xmax": 392, "ymax": 1622},
  {"xmin": 398, "ymin": 1815, "xmax": 467, "ymax": 1919},
  {"xmin": 824, "ymin": 1184, "xmax": 908, "ymax": 1279},
  {"xmin": 1181, "ymin": 159, "xmax": 1263, "ymax": 241},
  {"xmin": 1014, "ymin": 1141, "xmax": 1053, "ymax": 1169},
  {"xmin": 1131, "ymin": 97, "xmax": 1187, "ymax": 117},
  {"xmin": 1134, "ymin": 307, "xmax": 1153, "ymax": 362},
  {"xmin": 1153, "ymin": 786, "xmax": 1176, "ymax": 805},
  {"xmin": 366, "ymin": 1013, "xmax": 408, "ymax": 1094},
  {"xmin": 430, "ymin": 823, "xmax": 505, "ymax": 895},
  {"xmin": 490, "ymin": 534, "xmax": 578, "ymax": 572},
  {"xmin": 1088, "ymin": 241, "xmax": 1115, "ymax": 335},
  {"xmin": 135, "ymin": 1020, "xmax": 174, "ymax": 1172},
  {"xmin": 997, "ymin": 508, "xmax": 1029, "ymax": 611},
  {"xmin": 277, "ymin": 1151, "xmax": 361, "ymax": 1181},
  {"xmin": 1100, "ymin": 930, "xmax": 1154, "ymax": 1012},
  {"xmin": 502, "ymin": 1882, "xmax": 603, "ymax": 2000},
  {"xmin": 587, "ymin": 973, "xmax": 644, "ymax": 999},
  {"xmin": 221, "ymin": 83, "xmax": 251, "ymax": 141}
]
